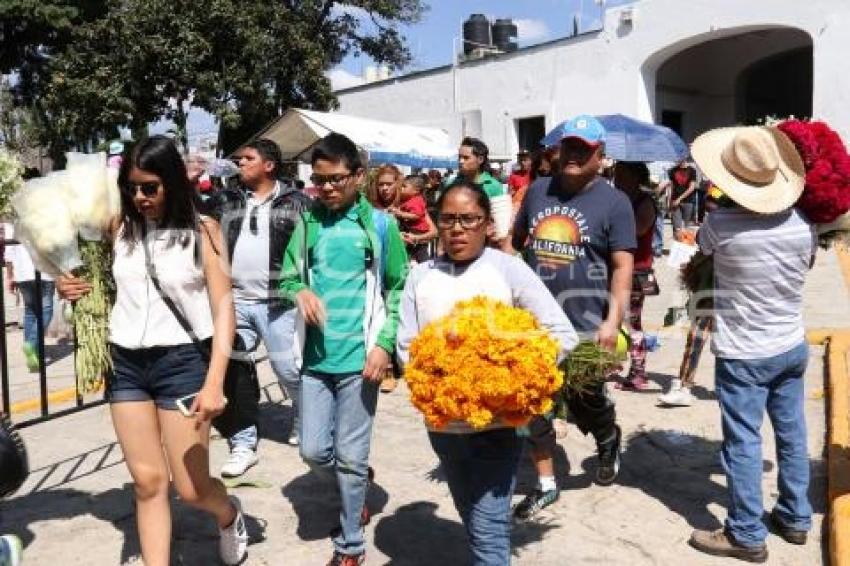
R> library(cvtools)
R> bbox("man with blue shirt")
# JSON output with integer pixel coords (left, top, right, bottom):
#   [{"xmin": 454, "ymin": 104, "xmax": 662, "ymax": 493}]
[{"xmin": 511, "ymin": 115, "xmax": 636, "ymax": 519}]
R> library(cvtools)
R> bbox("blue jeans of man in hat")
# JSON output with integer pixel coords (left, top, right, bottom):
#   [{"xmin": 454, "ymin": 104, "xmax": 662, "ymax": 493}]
[{"xmin": 715, "ymin": 340, "xmax": 812, "ymax": 546}]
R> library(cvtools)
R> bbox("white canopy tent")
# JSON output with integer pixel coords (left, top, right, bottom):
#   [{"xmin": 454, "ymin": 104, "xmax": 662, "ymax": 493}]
[{"xmin": 252, "ymin": 108, "xmax": 457, "ymax": 169}]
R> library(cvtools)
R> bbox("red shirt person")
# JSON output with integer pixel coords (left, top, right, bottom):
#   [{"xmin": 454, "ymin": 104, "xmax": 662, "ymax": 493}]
[{"xmin": 508, "ymin": 150, "xmax": 532, "ymax": 204}]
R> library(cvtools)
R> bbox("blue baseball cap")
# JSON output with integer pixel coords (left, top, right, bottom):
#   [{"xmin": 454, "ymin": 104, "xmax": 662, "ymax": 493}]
[{"xmin": 555, "ymin": 115, "xmax": 606, "ymax": 146}]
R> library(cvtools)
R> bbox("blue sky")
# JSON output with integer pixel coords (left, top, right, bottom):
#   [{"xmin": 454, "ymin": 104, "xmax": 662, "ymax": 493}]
[
  {"xmin": 329, "ymin": 0, "xmax": 635, "ymax": 89},
  {"xmin": 157, "ymin": 0, "xmax": 635, "ymax": 141}
]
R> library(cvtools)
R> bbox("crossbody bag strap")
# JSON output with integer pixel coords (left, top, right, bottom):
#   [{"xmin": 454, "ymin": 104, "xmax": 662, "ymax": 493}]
[{"xmin": 141, "ymin": 224, "xmax": 210, "ymax": 357}]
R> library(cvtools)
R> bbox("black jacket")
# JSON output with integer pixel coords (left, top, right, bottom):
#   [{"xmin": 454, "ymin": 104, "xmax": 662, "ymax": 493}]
[{"xmin": 207, "ymin": 180, "xmax": 311, "ymax": 308}]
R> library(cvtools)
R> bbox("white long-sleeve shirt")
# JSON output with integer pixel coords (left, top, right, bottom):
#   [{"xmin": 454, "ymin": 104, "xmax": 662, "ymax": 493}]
[{"xmin": 396, "ymin": 248, "xmax": 578, "ymax": 432}]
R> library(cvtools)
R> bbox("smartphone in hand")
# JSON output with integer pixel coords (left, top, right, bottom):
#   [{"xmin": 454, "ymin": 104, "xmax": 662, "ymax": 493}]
[{"xmin": 175, "ymin": 392, "xmax": 199, "ymax": 417}]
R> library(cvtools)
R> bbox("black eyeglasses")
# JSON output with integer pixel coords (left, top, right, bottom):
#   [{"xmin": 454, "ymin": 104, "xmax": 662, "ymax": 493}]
[
  {"xmin": 310, "ymin": 173, "xmax": 353, "ymax": 188},
  {"xmin": 437, "ymin": 213, "xmax": 486, "ymax": 230},
  {"xmin": 122, "ymin": 182, "xmax": 161, "ymax": 198}
]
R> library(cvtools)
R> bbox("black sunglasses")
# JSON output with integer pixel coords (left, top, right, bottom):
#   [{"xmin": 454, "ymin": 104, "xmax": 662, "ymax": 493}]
[
  {"xmin": 249, "ymin": 205, "xmax": 259, "ymax": 235},
  {"xmin": 123, "ymin": 181, "xmax": 161, "ymax": 198}
]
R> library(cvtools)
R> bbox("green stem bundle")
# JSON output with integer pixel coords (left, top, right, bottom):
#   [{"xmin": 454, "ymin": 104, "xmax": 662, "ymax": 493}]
[
  {"xmin": 74, "ymin": 238, "xmax": 114, "ymax": 394},
  {"xmin": 560, "ymin": 340, "xmax": 625, "ymax": 395}
]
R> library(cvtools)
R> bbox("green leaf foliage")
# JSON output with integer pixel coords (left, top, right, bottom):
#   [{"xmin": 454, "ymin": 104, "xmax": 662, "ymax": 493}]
[{"xmin": 0, "ymin": 0, "xmax": 428, "ymax": 156}]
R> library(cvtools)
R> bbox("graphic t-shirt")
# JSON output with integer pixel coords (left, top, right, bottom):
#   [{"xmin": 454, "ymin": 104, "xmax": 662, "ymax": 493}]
[{"xmin": 514, "ymin": 176, "xmax": 637, "ymax": 334}]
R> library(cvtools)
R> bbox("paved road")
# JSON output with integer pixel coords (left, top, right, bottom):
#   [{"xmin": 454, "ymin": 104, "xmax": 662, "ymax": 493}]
[{"xmin": 2, "ymin": 246, "xmax": 847, "ymax": 565}]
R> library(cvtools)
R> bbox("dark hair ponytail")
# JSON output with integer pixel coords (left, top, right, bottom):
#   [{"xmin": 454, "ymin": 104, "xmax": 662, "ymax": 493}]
[{"xmin": 460, "ymin": 137, "xmax": 490, "ymax": 173}]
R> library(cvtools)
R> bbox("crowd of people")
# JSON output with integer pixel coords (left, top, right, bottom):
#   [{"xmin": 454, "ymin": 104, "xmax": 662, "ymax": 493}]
[{"xmin": 0, "ymin": 112, "xmax": 820, "ymax": 566}]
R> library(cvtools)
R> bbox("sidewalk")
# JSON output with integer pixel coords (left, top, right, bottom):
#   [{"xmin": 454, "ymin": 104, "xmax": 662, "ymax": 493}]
[{"xmin": 2, "ymin": 247, "xmax": 847, "ymax": 565}]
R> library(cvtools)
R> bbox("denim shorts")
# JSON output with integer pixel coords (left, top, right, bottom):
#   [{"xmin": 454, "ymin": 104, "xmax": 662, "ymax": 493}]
[{"xmin": 108, "ymin": 342, "xmax": 208, "ymax": 409}]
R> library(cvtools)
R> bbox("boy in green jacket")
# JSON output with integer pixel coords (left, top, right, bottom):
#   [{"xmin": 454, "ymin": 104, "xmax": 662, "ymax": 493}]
[{"xmin": 279, "ymin": 133, "xmax": 408, "ymax": 566}]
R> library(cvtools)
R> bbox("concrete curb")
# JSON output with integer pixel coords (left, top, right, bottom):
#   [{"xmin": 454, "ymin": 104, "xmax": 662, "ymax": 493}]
[
  {"xmin": 818, "ymin": 332, "xmax": 850, "ymax": 566},
  {"xmin": 812, "ymin": 247, "xmax": 850, "ymax": 566}
]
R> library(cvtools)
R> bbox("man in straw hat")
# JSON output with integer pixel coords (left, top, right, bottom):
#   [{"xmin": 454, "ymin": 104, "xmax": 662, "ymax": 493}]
[{"xmin": 687, "ymin": 126, "xmax": 816, "ymax": 562}]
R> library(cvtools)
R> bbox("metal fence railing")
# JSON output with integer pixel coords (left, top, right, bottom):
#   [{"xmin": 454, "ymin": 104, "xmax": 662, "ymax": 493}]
[{"xmin": 1, "ymin": 238, "xmax": 105, "ymax": 428}]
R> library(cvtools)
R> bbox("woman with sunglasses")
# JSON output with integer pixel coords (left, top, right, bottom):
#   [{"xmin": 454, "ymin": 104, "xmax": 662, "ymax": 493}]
[
  {"xmin": 396, "ymin": 180, "xmax": 577, "ymax": 565},
  {"xmin": 56, "ymin": 136, "xmax": 248, "ymax": 566}
]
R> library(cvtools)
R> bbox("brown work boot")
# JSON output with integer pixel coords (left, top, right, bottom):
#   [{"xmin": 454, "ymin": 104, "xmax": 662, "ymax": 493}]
[
  {"xmin": 769, "ymin": 510, "xmax": 807, "ymax": 545},
  {"xmin": 689, "ymin": 529, "xmax": 767, "ymax": 563}
]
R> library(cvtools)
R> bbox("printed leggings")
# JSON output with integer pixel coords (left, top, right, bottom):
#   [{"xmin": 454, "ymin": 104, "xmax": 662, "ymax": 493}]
[{"xmin": 628, "ymin": 292, "xmax": 646, "ymax": 380}]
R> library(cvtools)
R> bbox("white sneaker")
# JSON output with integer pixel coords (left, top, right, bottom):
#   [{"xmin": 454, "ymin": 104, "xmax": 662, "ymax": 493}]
[
  {"xmin": 221, "ymin": 447, "xmax": 258, "ymax": 478},
  {"xmin": 219, "ymin": 496, "xmax": 248, "ymax": 565},
  {"xmin": 658, "ymin": 380, "xmax": 695, "ymax": 407},
  {"xmin": 0, "ymin": 535, "xmax": 23, "ymax": 566},
  {"xmin": 286, "ymin": 431, "xmax": 299, "ymax": 446}
]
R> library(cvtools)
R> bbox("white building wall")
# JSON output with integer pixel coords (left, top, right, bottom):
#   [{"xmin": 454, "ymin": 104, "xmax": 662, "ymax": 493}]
[{"xmin": 336, "ymin": 0, "xmax": 850, "ymax": 156}]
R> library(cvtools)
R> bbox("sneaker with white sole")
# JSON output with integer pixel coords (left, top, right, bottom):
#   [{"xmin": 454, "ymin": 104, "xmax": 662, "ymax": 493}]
[
  {"xmin": 219, "ymin": 496, "xmax": 248, "ymax": 565},
  {"xmin": 221, "ymin": 447, "xmax": 258, "ymax": 478},
  {"xmin": 658, "ymin": 380, "xmax": 695, "ymax": 407},
  {"xmin": 286, "ymin": 431, "xmax": 300, "ymax": 446},
  {"xmin": 0, "ymin": 534, "xmax": 23, "ymax": 566}
]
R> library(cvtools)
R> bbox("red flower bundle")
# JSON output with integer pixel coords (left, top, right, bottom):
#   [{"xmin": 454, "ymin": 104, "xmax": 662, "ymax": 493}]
[{"xmin": 777, "ymin": 119, "xmax": 850, "ymax": 223}]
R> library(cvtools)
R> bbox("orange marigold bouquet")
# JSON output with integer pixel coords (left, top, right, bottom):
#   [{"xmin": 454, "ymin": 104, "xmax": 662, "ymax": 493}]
[{"xmin": 405, "ymin": 296, "xmax": 563, "ymax": 430}]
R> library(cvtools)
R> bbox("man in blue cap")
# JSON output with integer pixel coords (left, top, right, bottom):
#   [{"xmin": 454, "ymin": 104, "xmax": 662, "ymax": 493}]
[{"xmin": 511, "ymin": 115, "xmax": 636, "ymax": 518}]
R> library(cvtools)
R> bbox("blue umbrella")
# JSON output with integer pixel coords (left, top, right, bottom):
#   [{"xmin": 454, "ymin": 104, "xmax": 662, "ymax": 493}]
[{"xmin": 540, "ymin": 113, "xmax": 688, "ymax": 162}]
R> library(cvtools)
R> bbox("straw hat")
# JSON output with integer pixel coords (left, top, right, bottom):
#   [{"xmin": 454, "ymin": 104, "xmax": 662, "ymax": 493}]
[{"xmin": 690, "ymin": 126, "xmax": 804, "ymax": 214}]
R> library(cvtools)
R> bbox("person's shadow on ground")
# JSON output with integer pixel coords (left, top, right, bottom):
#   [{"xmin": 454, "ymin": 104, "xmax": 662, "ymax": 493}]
[
  {"xmin": 374, "ymin": 501, "xmax": 469, "ymax": 564},
  {"xmin": 386, "ymin": 459, "xmax": 560, "ymax": 566},
  {"xmin": 609, "ymin": 428, "xmax": 776, "ymax": 531},
  {"xmin": 0, "ymin": 483, "xmax": 265, "ymax": 565},
  {"xmin": 282, "ymin": 470, "xmax": 390, "ymax": 542}
]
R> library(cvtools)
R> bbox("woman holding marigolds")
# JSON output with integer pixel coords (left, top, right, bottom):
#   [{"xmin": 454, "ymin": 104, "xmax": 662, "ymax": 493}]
[
  {"xmin": 55, "ymin": 137, "xmax": 248, "ymax": 566},
  {"xmin": 396, "ymin": 180, "xmax": 578, "ymax": 565}
]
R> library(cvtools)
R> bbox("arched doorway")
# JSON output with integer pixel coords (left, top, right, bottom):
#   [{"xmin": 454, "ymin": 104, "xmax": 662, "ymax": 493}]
[
  {"xmin": 644, "ymin": 27, "xmax": 813, "ymax": 142},
  {"xmin": 737, "ymin": 46, "xmax": 813, "ymax": 125}
]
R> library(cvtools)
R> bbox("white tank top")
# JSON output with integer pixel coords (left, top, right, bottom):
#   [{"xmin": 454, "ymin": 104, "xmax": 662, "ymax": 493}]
[{"xmin": 109, "ymin": 225, "xmax": 214, "ymax": 348}]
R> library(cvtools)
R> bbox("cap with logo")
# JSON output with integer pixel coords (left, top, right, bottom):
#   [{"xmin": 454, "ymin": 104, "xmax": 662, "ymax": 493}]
[{"xmin": 555, "ymin": 114, "xmax": 607, "ymax": 147}]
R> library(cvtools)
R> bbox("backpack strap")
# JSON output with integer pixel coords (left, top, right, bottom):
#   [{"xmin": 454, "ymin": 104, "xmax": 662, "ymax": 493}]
[{"xmin": 372, "ymin": 209, "xmax": 390, "ymax": 290}]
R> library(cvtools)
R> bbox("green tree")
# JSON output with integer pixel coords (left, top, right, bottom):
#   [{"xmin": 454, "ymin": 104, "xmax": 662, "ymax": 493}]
[{"xmin": 1, "ymin": 0, "xmax": 427, "ymax": 157}]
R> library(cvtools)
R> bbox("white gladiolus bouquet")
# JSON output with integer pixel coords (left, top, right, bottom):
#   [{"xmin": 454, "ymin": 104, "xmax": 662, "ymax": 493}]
[
  {"xmin": 12, "ymin": 152, "xmax": 121, "ymax": 393},
  {"xmin": 12, "ymin": 175, "xmax": 82, "ymax": 274},
  {"xmin": 64, "ymin": 152, "xmax": 121, "ymax": 240}
]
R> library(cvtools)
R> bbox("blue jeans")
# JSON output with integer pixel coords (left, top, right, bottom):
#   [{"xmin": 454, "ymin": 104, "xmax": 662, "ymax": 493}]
[
  {"xmin": 716, "ymin": 340, "xmax": 812, "ymax": 546},
  {"xmin": 228, "ymin": 303, "xmax": 299, "ymax": 451},
  {"xmin": 18, "ymin": 280, "xmax": 55, "ymax": 347},
  {"xmin": 299, "ymin": 371, "xmax": 378, "ymax": 555},
  {"xmin": 429, "ymin": 429, "xmax": 522, "ymax": 566}
]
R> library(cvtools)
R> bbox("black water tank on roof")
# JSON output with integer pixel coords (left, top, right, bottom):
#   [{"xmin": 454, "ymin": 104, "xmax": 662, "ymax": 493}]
[
  {"xmin": 463, "ymin": 14, "xmax": 492, "ymax": 55},
  {"xmin": 492, "ymin": 18, "xmax": 518, "ymax": 52}
]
